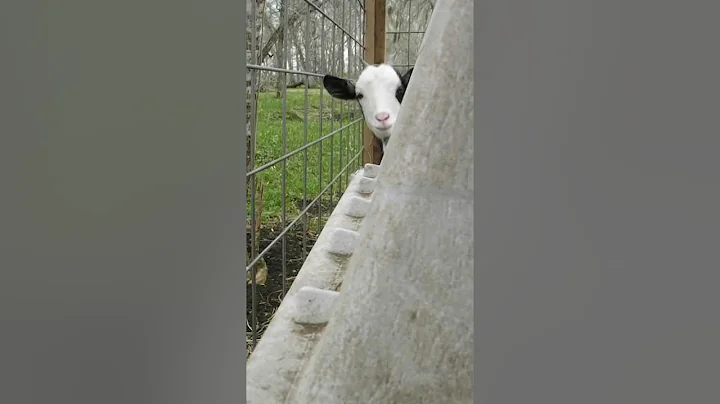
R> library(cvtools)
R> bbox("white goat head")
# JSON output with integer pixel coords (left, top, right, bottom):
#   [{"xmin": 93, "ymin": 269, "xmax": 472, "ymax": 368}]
[{"xmin": 322, "ymin": 63, "xmax": 414, "ymax": 148}]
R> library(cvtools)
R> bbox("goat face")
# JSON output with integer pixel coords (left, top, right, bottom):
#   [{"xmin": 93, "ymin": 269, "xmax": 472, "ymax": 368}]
[{"xmin": 323, "ymin": 64, "xmax": 414, "ymax": 146}]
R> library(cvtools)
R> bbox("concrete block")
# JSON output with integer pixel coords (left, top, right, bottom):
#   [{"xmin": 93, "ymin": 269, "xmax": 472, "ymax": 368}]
[
  {"xmin": 290, "ymin": 286, "xmax": 341, "ymax": 325},
  {"xmin": 344, "ymin": 196, "xmax": 371, "ymax": 218},
  {"xmin": 325, "ymin": 228, "xmax": 359, "ymax": 256},
  {"xmin": 363, "ymin": 164, "xmax": 382, "ymax": 178},
  {"xmin": 356, "ymin": 177, "xmax": 376, "ymax": 194}
]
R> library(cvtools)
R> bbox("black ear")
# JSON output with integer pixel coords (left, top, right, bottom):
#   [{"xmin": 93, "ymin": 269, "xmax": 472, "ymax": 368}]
[
  {"xmin": 323, "ymin": 75, "xmax": 357, "ymax": 100},
  {"xmin": 400, "ymin": 67, "xmax": 414, "ymax": 88}
]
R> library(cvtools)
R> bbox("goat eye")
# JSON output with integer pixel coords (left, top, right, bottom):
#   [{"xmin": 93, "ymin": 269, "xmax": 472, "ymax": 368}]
[{"xmin": 356, "ymin": 93, "xmax": 363, "ymax": 100}]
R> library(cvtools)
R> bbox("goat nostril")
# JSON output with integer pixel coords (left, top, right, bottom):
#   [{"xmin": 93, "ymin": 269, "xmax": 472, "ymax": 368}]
[{"xmin": 375, "ymin": 112, "xmax": 390, "ymax": 121}]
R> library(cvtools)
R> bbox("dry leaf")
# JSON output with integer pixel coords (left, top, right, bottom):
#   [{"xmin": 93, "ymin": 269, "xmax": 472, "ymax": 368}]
[{"xmin": 247, "ymin": 256, "xmax": 268, "ymax": 286}]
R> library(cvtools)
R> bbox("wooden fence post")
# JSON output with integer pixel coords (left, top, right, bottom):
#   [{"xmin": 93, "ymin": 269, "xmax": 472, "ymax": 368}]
[{"xmin": 362, "ymin": 0, "xmax": 386, "ymax": 166}]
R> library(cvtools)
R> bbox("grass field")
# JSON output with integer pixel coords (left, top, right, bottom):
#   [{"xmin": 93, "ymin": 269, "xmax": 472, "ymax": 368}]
[{"xmin": 248, "ymin": 88, "xmax": 364, "ymax": 227}]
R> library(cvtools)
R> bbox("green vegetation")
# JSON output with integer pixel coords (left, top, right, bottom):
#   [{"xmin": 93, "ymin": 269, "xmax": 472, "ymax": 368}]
[{"xmin": 248, "ymin": 88, "xmax": 364, "ymax": 226}]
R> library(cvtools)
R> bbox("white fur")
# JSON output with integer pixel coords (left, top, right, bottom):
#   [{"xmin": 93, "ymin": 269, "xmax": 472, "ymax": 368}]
[{"xmin": 354, "ymin": 64, "xmax": 404, "ymax": 145}]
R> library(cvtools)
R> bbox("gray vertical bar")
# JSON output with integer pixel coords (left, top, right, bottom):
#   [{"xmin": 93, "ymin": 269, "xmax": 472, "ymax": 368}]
[
  {"xmin": 339, "ymin": 0, "xmax": 346, "ymax": 193},
  {"xmin": 302, "ymin": 3, "xmax": 310, "ymax": 261},
  {"xmin": 360, "ymin": 0, "xmax": 366, "ymax": 168},
  {"xmin": 1, "ymin": 0, "xmax": 246, "ymax": 401},
  {"xmin": 329, "ymin": 6, "xmax": 336, "ymax": 211},
  {"xmin": 318, "ymin": 17, "xmax": 326, "ymax": 234},
  {"xmin": 352, "ymin": 2, "xmax": 357, "ymax": 181},
  {"xmin": 477, "ymin": 1, "xmax": 720, "ymax": 403},
  {"xmin": 249, "ymin": 0, "xmax": 260, "ymax": 351},
  {"xmin": 407, "ymin": 0, "xmax": 412, "ymax": 65},
  {"xmin": 281, "ymin": 0, "xmax": 290, "ymax": 297},
  {"xmin": 347, "ymin": 3, "xmax": 354, "ymax": 186}
]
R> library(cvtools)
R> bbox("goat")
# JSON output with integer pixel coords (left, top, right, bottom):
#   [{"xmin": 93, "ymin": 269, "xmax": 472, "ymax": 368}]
[{"xmin": 322, "ymin": 61, "xmax": 414, "ymax": 152}]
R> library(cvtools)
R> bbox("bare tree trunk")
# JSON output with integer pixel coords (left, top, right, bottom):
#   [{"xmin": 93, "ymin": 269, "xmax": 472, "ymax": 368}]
[
  {"xmin": 295, "ymin": 35, "xmax": 306, "ymax": 83},
  {"xmin": 274, "ymin": 1, "xmax": 285, "ymax": 97},
  {"xmin": 259, "ymin": 0, "xmax": 325, "ymax": 66},
  {"xmin": 247, "ymin": 0, "xmax": 265, "ymax": 173},
  {"xmin": 306, "ymin": 22, "xmax": 316, "ymax": 86}
]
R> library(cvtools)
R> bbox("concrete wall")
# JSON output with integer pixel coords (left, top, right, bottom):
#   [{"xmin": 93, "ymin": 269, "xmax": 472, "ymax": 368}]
[{"xmin": 289, "ymin": 0, "xmax": 474, "ymax": 401}]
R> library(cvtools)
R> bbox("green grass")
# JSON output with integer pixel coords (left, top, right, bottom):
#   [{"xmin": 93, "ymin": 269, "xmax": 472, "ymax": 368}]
[{"xmin": 248, "ymin": 88, "xmax": 364, "ymax": 226}]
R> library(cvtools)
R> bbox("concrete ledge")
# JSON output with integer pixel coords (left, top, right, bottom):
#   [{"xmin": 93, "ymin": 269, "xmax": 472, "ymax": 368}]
[
  {"xmin": 325, "ymin": 228, "xmax": 360, "ymax": 256},
  {"xmin": 290, "ymin": 286, "xmax": 341, "ymax": 325},
  {"xmin": 344, "ymin": 196, "xmax": 371, "ymax": 218},
  {"xmin": 362, "ymin": 163, "xmax": 382, "ymax": 179},
  {"xmin": 356, "ymin": 177, "xmax": 377, "ymax": 194},
  {"xmin": 246, "ymin": 166, "xmax": 381, "ymax": 404}
]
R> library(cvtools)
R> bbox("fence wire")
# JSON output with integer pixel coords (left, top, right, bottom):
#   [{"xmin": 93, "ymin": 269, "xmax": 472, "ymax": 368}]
[
  {"xmin": 246, "ymin": 0, "xmax": 432, "ymax": 357},
  {"xmin": 385, "ymin": 0, "xmax": 433, "ymax": 69},
  {"xmin": 246, "ymin": 0, "xmax": 365, "ymax": 356}
]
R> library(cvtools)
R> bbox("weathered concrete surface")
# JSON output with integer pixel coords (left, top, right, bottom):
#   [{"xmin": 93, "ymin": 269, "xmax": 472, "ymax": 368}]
[
  {"xmin": 288, "ymin": 0, "xmax": 474, "ymax": 402},
  {"xmin": 245, "ymin": 167, "xmax": 378, "ymax": 404}
]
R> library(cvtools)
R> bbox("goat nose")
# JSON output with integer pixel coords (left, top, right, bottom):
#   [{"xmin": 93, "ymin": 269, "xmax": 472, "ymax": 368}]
[{"xmin": 375, "ymin": 112, "xmax": 390, "ymax": 122}]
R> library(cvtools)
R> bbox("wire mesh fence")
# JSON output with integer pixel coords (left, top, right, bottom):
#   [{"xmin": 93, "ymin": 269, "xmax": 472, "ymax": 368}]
[
  {"xmin": 245, "ymin": 0, "xmax": 434, "ymax": 357},
  {"xmin": 385, "ymin": 0, "xmax": 434, "ymax": 68},
  {"xmin": 246, "ymin": 0, "xmax": 365, "ymax": 356}
]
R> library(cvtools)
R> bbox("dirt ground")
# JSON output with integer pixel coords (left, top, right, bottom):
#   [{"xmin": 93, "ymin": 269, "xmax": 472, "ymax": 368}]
[{"xmin": 246, "ymin": 199, "xmax": 338, "ymax": 357}]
